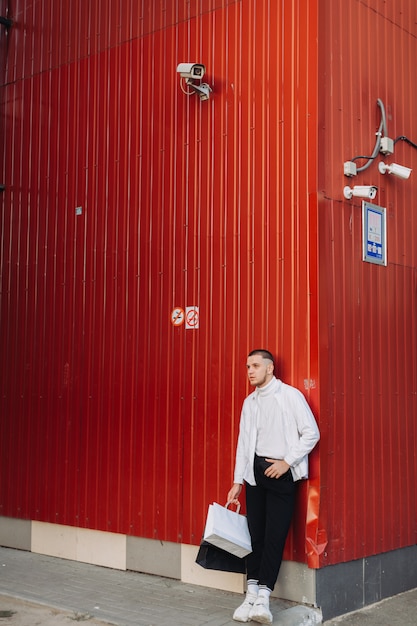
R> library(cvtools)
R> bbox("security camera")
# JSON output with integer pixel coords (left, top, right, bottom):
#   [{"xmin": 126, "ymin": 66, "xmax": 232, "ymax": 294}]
[
  {"xmin": 344, "ymin": 185, "xmax": 378, "ymax": 200},
  {"xmin": 176, "ymin": 63, "xmax": 206, "ymax": 80},
  {"xmin": 177, "ymin": 62, "xmax": 211, "ymax": 101},
  {"xmin": 378, "ymin": 161, "xmax": 412, "ymax": 180}
]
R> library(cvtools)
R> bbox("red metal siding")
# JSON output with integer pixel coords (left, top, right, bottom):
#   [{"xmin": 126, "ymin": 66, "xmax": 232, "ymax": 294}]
[
  {"xmin": 0, "ymin": 0, "xmax": 320, "ymax": 563},
  {"xmin": 3, "ymin": 0, "xmax": 417, "ymax": 573},
  {"xmin": 318, "ymin": 0, "xmax": 417, "ymax": 565}
]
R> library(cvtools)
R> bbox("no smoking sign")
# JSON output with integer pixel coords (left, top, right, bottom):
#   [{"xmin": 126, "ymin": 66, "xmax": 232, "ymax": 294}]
[{"xmin": 171, "ymin": 307, "xmax": 185, "ymax": 326}]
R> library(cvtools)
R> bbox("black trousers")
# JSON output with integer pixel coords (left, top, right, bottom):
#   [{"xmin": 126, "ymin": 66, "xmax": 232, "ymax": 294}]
[{"xmin": 245, "ymin": 455, "xmax": 297, "ymax": 591}]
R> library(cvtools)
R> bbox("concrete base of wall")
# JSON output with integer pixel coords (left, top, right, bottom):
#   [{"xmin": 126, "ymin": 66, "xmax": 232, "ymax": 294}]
[
  {"xmin": 1, "ymin": 516, "xmax": 415, "ymax": 620},
  {"xmin": 0, "ymin": 516, "xmax": 31, "ymax": 551},
  {"xmin": 31, "ymin": 521, "xmax": 127, "ymax": 570},
  {"xmin": 316, "ymin": 544, "xmax": 417, "ymax": 620}
]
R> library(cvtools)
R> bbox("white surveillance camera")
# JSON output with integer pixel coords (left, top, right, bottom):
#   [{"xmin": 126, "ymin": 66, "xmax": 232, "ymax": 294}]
[
  {"xmin": 176, "ymin": 63, "xmax": 206, "ymax": 80},
  {"xmin": 378, "ymin": 161, "xmax": 412, "ymax": 180},
  {"xmin": 177, "ymin": 62, "xmax": 211, "ymax": 101},
  {"xmin": 344, "ymin": 185, "xmax": 378, "ymax": 200}
]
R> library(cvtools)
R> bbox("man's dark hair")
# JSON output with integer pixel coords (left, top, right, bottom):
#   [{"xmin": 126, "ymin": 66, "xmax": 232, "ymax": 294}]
[{"xmin": 248, "ymin": 349, "xmax": 275, "ymax": 365}]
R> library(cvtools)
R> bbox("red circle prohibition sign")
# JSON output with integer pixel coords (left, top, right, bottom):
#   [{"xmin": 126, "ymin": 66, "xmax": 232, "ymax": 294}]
[
  {"xmin": 186, "ymin": 307, "xmax": 199, "ymax": 328},
  {"xmin": 171, "ymin": 307, "xmax": 185, "ymax": 326}
]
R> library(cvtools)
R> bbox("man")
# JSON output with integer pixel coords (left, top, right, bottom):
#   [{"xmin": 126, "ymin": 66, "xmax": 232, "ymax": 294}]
[{"xmin": 227, "ymin": 349, "xmax": 319, "ymax": 624}]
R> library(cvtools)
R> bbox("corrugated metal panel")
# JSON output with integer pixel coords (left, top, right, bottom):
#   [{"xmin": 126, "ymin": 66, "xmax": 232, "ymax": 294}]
[
  {"xmin": 0, "ymin": 0, "xmax": 320, "ymax": 562},
  {"xmin": 318, "ymin": 0, "xmax": 417, "ymax": 566},
  {"xmin": 3, "ymin": 0, "xmax": 416, "ymax": 572}
]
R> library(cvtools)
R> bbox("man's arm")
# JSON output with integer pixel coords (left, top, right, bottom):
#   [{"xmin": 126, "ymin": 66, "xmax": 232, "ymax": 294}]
[{"xmin": 283, "ymin": 388, "xmax": 320, "ymax": 467}]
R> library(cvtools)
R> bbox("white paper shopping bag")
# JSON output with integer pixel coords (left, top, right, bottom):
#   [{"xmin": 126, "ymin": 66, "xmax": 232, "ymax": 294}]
[{"xmin": 203, "ymin": 502, "xmax": 252, "ymax": 558}]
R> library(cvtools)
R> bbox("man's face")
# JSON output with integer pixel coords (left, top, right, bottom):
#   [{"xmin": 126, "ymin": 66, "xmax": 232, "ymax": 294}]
[{"xmin": 246, "ymin": 354, "xmax": 274, "ymax": 388}]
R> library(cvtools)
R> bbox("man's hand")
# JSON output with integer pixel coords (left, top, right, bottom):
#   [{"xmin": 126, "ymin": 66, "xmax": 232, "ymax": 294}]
[
  {"xmin": 227, "ymin": 483, "xmax": 242, "ymax": 505},
  {"xmin": 264, "ymin": 459, "xmax": 290, "ymax": 479}
]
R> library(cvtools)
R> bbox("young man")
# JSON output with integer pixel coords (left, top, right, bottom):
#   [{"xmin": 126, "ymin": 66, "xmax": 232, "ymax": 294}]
[{"xmin": 227, "ymin": 349, "xmax": 320, "ymax": 624}]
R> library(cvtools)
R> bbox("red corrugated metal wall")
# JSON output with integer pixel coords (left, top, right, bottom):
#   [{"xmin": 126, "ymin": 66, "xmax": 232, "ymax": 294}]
[
  {"xmin": 0, "ymin": 0, "xmax": 319, "ymax": 562},
  {"xmin": 318, "ymin": 0, "xmax": 417, "ymax": 565}
]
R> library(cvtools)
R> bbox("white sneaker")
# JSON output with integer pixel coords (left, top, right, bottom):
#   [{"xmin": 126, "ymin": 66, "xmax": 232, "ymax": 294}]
[
  {"xmin": 233, "ymin": 592, "xmax": 258, "ymax": 622},
  {"xmin": 249, "ymin": 596, "xmax": 273, "ymax": 624}
]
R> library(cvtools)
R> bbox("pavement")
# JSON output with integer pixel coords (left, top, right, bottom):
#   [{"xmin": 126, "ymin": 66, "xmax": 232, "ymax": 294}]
[{"xmin": 0, "ymin": 546, "xmax": 416, "ymax": 626}]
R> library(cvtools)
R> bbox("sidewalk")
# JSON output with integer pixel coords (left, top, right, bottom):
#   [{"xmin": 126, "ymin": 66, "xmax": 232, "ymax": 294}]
[
  {"xmin": 0, "ymin": 546, "xmax": 416, "ymax": 625},
  {"xmin": 0, "ymin": 546, "xmax": 305, "ymax": 626}
]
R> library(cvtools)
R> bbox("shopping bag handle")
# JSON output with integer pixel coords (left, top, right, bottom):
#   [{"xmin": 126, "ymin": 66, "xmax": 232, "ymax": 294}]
[{"xmin": 225, "ymin": 501, "xmax": 241, "ymax": 514}]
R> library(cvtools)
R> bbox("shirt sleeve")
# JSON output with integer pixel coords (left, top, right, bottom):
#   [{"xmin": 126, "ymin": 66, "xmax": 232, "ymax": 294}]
[
  {"xmin": 233, "ymin": 399, "xmax": 251, "ymax": 484},
  {"xmin": 282, "ymin": 387, "xmax": 320, "ymax": 467}
]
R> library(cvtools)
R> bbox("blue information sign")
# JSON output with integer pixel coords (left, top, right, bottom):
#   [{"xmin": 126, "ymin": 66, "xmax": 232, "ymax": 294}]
[{"xmin": 362, "ymin": 202, "xmax": 387, "ymax": 266}]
